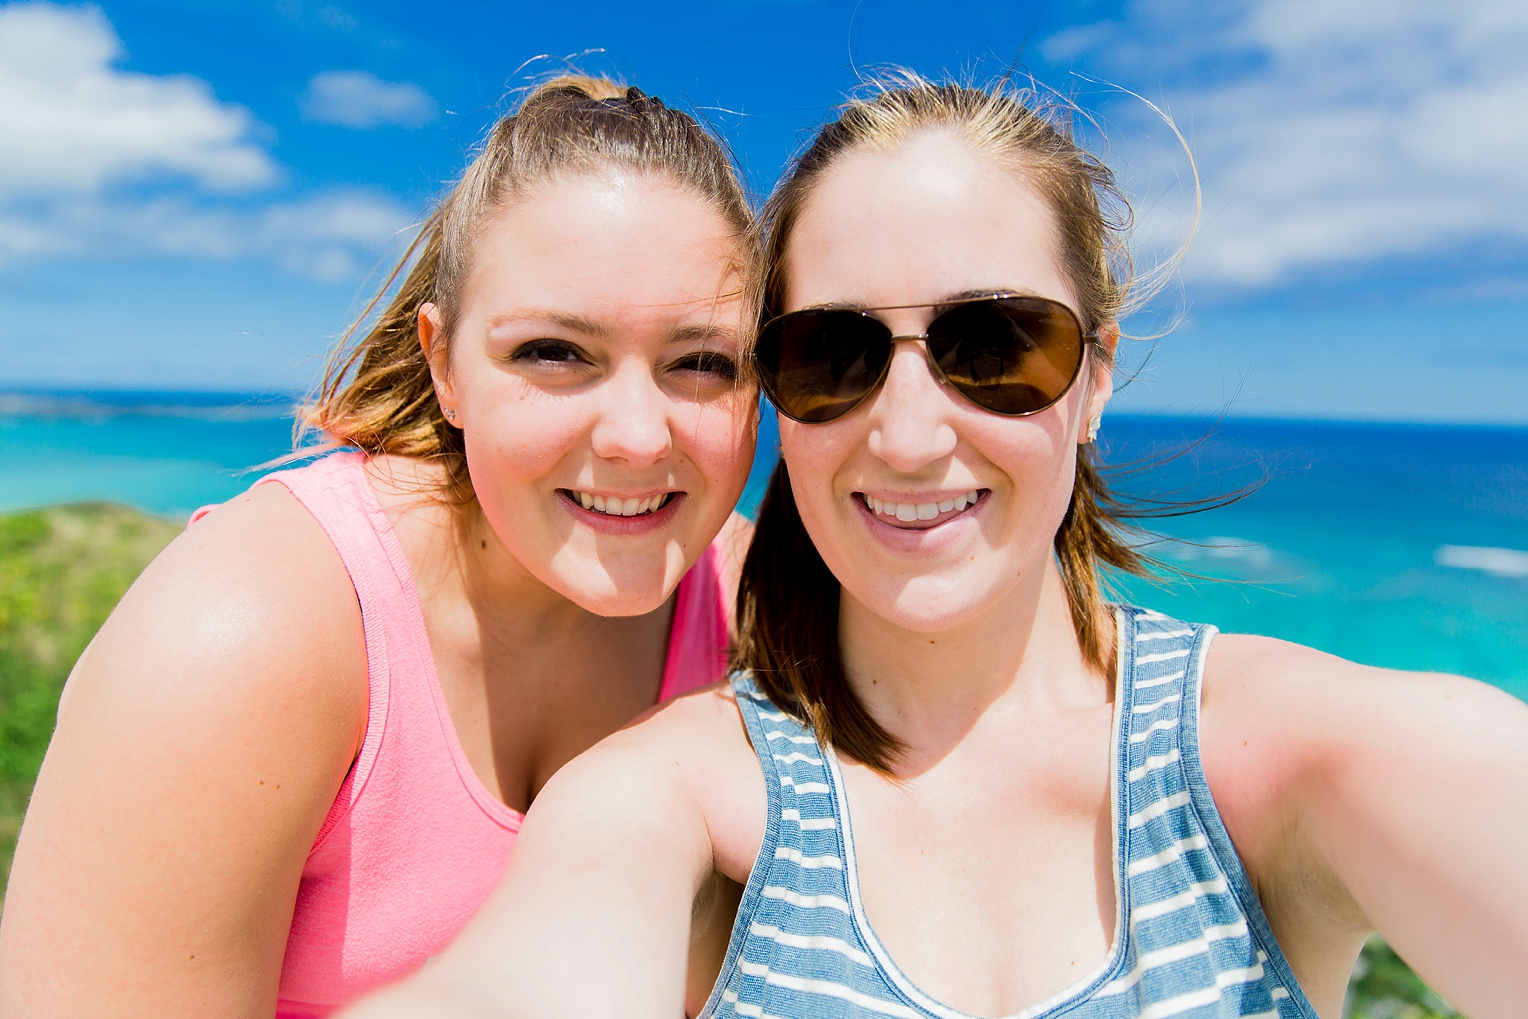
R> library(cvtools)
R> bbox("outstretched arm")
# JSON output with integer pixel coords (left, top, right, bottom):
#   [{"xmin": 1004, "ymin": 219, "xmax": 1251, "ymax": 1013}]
[
  {"xmin": 339, "ymin": 698, "xmax": 731, "ymax": 1019},
  {"xmin": 1209, "ymin": 638, "xmax": 1528, "ymax": 1018}
]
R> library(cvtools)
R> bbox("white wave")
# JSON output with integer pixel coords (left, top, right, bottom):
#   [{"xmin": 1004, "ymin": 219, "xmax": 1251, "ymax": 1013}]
[{"xmin": 1434, "ymin": 545, "xmax": 1528, "ymax": 579}]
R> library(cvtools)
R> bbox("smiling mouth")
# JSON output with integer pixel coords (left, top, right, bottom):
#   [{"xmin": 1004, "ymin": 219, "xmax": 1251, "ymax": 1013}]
[
  {"xmin": 561, "ymin": 489, "xmax": 676, "ymax": 518},
  {"xmin": 861, "ymin": 489, "xmax": 986, "ymax": 526}
]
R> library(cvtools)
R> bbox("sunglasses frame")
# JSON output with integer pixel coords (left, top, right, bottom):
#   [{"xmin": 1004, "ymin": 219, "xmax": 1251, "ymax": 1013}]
[{"xmin": 754, "ymin": 292, "xmax": 1100, "ymax": 424}]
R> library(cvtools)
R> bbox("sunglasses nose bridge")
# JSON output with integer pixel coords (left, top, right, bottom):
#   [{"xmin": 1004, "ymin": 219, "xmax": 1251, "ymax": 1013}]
[
  {"xmin": 886, "ymin": 332, "xmax": 949, "ymax": 390},
  {"xmin": 877, "ymin": 334, "xmax": 953, "ymax": 405}
]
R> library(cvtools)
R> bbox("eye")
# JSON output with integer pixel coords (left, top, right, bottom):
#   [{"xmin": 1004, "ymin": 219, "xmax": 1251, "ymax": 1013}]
[
  {"xmin": 671, "ymin": 350, "xmax": 738, "ymax": 380},
  {"xmin": 508, "ymin": 339, "xmax": 589, "ymax": 366}
]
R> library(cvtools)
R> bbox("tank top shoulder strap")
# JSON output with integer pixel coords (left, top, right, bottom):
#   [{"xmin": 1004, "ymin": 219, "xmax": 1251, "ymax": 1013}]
[
  {"xmin": 725, "ymin": 672, "xmax": 813, "ymax": 864},
  {"xmin": 1113, "ymin": 605, "xmax": 1319, "ymax": 1018},
  {"xmin": 1114, "ymin": 604, "xmax": 1213, "ymax": 912},
  {"xmin": 1115, "ymin": 605, "xmax": 1207, "ymax": 767},
  {"xmin": 703, "ymin": 675, "xmax": 873, "ymax": 1018},
  {"xmin": 252, "ymin": 452, "xmax": 415, "ymax": 597},
  {"xmin": 251, "ymin": 451, "xmax": 423, "ymax": 846}
]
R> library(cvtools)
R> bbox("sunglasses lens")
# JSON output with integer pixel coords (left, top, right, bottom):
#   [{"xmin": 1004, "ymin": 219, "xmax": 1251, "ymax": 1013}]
[
  {"xmin": 756, "ymin": 310, "xmax": 891, "ymax": 422},
  {"xmin": 927, "ymin": 298, "xmax": 1085, "ymax": 414}
]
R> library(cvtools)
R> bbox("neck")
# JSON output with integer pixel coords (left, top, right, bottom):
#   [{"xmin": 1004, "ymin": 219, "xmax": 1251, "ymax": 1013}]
[
  {"xmin": 838, "ymin": 560, "xmax": 1113, "ymax": 773},
  {"xmin": 373, "ymin": 456, "xmax": 596, "ymax": 641},
  {"xmin": 451, "ymin": 503, "xmax": 597, "ymax": 636}
]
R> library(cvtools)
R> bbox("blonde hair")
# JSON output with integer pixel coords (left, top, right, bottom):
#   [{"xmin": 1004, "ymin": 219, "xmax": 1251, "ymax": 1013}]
[
  {"xmin": 736, "ymin": 74, "xmax": 1163, "ymax": 772},
  {"xmin": 302, "ymin": 75, "xmax": 753, "ymax": 499}
]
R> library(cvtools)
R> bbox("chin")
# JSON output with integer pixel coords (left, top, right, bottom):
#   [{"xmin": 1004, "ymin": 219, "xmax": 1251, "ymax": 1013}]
[
  {"xmin": 548, "ymin": 554, "xmax": 687, "ymax": 617},
  {"xmin": 854, "ymin": 573, "xmax": 1002, "ymax": 634},
  {"xmin": 563, "ymin": 576, "xmax": 671, "ymax": 617}
]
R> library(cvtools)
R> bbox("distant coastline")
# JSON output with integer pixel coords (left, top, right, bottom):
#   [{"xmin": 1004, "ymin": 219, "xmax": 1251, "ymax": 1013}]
[
  {"xmin": 0, "ymin": 388, "xmax": 302, "ymax": 422},
  {"xmin": 5, "ymin": 386, "xmax": 1528, "ymax": 433},
  {"xmin": 0, "ymin": 389, "xmax": 1524, "ymax": 704}
]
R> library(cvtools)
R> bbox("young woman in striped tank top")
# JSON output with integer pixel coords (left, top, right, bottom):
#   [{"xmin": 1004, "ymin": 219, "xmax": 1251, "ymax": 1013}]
[
  {"xmin": 0, "ymin": 77, "xmax": 759, "ymax": 1017},
  {"xmin": 344, "ymin": 77, "xmax": 1528, "ymax": 1019}
]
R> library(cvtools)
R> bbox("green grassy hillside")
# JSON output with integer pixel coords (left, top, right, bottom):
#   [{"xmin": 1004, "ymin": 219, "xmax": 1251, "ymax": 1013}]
[
  {"xmin": 0, "ymin": 505, "xmax": 1468, "ymax": 1015},
  {"xmin": 0, "ymin": 503, "xmax": 181, "ymax": 889}
]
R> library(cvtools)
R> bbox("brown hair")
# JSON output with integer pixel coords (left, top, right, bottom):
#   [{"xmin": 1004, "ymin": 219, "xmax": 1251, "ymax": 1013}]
[
  {"xmin": 300, "ymin": 74, "xmax": 753, "ymax": 500},
  {"xmin": 735, "ymin": 75, "xmax": 1166, "ymax": 772}
]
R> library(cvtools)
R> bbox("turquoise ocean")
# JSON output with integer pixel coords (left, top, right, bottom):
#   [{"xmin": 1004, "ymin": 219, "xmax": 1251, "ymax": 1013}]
[{"xmin": 2, "ymin": 393, "xmax": 1524, "ymax": 701}]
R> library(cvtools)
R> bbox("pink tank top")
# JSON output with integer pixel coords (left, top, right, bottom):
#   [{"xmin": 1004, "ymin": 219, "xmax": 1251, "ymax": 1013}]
[{"xmin": 196, "ymin": 452, "xmax": 730, "ymax": 1017}]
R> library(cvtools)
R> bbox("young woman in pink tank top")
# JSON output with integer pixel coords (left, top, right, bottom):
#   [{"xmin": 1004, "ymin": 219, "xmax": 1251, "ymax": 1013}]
[{"xmin": 0, "ymin": 75, "xmax": 758, "ymax": 1019}]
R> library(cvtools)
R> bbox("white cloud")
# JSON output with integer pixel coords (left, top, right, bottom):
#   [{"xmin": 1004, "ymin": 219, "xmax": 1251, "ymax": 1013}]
[
  {"xmin": 0, "ymin": 2, "xmax": 276, "ymax": 196},
  {"xmin": 1047, "ymin": 0, "xmax": 1528, "ymax": 288},
  {"xmin": 302, "ymin": 71, "xmax": 436, "ymax": 129},
  {"xmin": 257, "ymin": 192, "xmax": 418, "ymax": 279},
  {"xmin": 0, "ymin": 189, "xmax": 416, "ymax": 282},
  {"xmin": 0, "ymin": 3, "xmax": 419, "ymax": 283}
]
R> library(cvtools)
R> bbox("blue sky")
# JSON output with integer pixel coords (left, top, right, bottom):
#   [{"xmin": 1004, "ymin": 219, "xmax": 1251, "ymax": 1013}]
[{"xmin": 2, "ymin": 0, "xmax": 1526, "ymax": 423}]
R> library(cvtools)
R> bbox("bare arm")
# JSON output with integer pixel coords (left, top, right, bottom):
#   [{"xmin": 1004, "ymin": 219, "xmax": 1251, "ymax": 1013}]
[
  {"xmin": 340, "ymin": 690, "xmax": 750, "ymax": 1019},
  {"xmin": 0, "ymin": 486, "xmax": 367, "ymax": 1018},
  {"xmin": 1208, "ymin": 638, "xmax": 1528, "ymax": 1018}
]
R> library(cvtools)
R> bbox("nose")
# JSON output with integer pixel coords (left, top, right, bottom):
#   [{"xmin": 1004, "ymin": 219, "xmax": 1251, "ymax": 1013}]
[
  {"xmin": 589, "ymin": 360, "xmax": 674, "ymax": 469},
  {"xmin": 864, "ymin": 339, "xmax": 958, "ymax": 472}
]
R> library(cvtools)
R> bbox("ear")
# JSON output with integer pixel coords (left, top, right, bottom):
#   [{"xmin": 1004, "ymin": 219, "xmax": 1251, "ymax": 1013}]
[
  {"xmin": 418, "ymin": 302, "xmax": 457, "ymax": 422},
  {"xmin": 1081, "ymin": 321, "xmax": 1119, "ymax": 445}
]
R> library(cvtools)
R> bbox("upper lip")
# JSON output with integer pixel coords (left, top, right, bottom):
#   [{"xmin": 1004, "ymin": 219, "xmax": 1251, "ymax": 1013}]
[
  {"xmin": 563, "ymin": 487, "xmax": 679, "ymax": 499},
  {"xmin": 857, "ymin": 488, "xmax": 984, "ymax": 503}
]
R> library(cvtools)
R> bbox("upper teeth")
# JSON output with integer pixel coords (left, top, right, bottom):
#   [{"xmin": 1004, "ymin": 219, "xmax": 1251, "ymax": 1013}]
[
  {"xmin": 572, "ymin": 491, "xmax": 671, "ymax": 517},
  {"xmin": 865, "ymin": 490, "xmax": 980, "ymax": 521}
]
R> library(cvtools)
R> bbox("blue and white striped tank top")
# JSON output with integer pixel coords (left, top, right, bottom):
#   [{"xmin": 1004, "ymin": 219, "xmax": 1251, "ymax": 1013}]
[{"xmin": 700, "ymin": 606, "xmax": 1318, "ymax": 1019}]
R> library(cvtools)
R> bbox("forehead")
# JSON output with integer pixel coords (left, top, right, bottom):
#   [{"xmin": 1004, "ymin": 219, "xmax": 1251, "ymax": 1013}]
[
  {"xmin": 784, "ymin": 130, "xmax": 1075, "ymax": 312},
  {"xmin": 463, "ymin": 170, "xmax": 745, "ymax": 319}
]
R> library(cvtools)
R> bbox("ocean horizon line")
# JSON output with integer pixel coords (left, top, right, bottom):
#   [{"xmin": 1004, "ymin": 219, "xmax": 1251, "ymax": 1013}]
[
  {"xmin": 3, "ymin": 386, "xmax": 1527, "ymax": 433},
  {"xmin": 0, "ymin": 387, "xmax": 302, "ymax": 422}
]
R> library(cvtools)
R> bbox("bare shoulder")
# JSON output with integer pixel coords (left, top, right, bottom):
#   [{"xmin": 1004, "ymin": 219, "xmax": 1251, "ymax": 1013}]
[
  {"xmin": 544, "ymin": 680, "xmax": 767, "ymax": 884},
  {"xmin": 0, "ymin": 481, "xmax": 369, "ymax": 1014},
  {"xmin": 64, "ymin": 480, "xmax": 366, "ymax": 730},
  {"xmin": 1203, "ymin": 632, "xmax": 1525, "ymax": 760},
  {"xmin": 1199, "ymin": 631, "xmax": 1528, "ymax": 885},
  {"xmin": 1199, "ymin": 635, "xmax": 1528, "ymax": 1013}
]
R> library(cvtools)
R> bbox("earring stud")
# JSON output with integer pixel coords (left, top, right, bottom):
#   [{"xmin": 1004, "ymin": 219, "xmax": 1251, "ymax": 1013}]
[{"xmin": 1086, "ymin": 414, "xmax": 1102, "ymax": 443}]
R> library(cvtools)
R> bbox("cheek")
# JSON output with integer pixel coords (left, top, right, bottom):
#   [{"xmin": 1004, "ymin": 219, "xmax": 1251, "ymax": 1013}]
[
  {"xmin": 777, "ymin": 420, "xmax": 821, "ymax": 495},
  {"xmin": 464, "ymin": 391, "xmax": 590, "ymax": 487},
  {"xmin": 778, "ymin": 418, "xmax": 855, "ymax": 526},
  {"xmin": 673, "ymin": 392, "xmax": 759, "ymax": 490},
  {"xmin": 986, "ymin": 418, "xmax": 1079, "ymax": 532}
]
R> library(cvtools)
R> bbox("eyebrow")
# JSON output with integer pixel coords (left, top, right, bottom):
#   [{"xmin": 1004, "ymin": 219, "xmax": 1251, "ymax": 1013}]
[
  {"xmin": 486, "ymin": 311, "xmax": 738, "ymax": 345},
  {"xmin": 802, "ymin": 288, "xmax": 1040, "ymax": 312},
  {"xmin": 669, "ymin": 323, "xmax": 741, "ymax": 345},
  {"xmin": 488, "ymin": 310, "xmax": 610, "ymax": 339}
]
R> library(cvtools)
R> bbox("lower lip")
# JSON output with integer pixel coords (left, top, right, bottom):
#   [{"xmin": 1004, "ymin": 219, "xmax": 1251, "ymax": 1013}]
[
  {"xmin": 856, "ymin": 493, "xmax": 987, "ymax": 549},
  {"xmin": 559, "ymin": 491, "xmax": 685, "ymax": 535}
]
